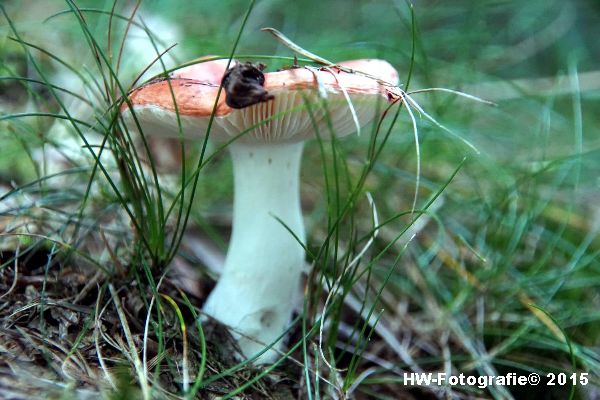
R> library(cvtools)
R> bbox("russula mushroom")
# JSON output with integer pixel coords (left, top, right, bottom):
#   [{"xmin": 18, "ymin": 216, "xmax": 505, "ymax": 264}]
[{"xmin": 121, "ymin": 57, "xmax": 399, "ymax": 363}]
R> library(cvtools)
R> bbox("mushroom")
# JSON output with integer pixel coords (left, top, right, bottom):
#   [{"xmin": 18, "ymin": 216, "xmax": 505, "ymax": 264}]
[{"xmin": 121, "ymin": 57, "xmax": 399, "ymax": 363}]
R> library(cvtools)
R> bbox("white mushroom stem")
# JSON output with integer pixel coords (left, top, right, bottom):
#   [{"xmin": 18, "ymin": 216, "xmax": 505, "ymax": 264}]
[{"xmin": 202, "ymin": 141, "xmax": 306, "ymax": 364}]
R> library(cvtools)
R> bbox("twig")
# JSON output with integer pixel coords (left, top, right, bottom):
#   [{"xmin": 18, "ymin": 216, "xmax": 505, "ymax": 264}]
[
  {"xmin": 109, "ymin": 283, "xmax": 150, "ymax": 399},
  {"xmin": 94, "ymin": 284, "xmax": 116, "ymax": 389},
  {"xmin": 0, "ymin": 245, "xmax": 19, "ymax": 301}
]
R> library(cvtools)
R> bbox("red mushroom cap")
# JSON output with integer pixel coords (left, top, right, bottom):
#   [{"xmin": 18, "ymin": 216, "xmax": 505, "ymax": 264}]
[{"xmin": 121, "ymin": 58, "xmax": 400, "ymax": 143}]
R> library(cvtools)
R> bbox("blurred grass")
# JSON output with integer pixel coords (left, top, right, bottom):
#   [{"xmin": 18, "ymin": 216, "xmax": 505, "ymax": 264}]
[{"xmin": 1, "ymin": 0, "xmax": 600, "ymax": 399}]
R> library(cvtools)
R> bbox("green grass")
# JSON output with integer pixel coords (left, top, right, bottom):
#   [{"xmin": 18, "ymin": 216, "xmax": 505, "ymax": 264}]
[{"xmin": 1, "ymin": 0, "xmax": 599, "ymax": 399}]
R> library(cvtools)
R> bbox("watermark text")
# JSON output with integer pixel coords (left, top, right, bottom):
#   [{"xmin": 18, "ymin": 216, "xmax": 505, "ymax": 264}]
[{"xmin": 403, "ymin": 372, "xmax": 588, "ymax": 389}]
